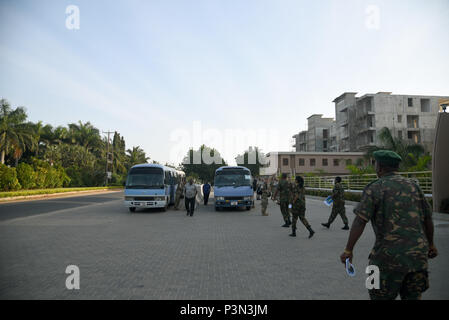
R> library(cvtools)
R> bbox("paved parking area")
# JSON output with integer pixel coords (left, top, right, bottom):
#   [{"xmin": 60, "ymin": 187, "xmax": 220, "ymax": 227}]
[{"xmin": 0, "ymin": 192, "xmax": 448, "ymax": 299}]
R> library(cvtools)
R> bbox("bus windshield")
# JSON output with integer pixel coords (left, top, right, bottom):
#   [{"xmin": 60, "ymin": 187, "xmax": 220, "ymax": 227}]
[
  {"xmin": 126, "ymin": 167, "xmax": 164, "ymax": 189},
  {"xmin": 214, "ymin": 170, "xmax": 251, "ymax": 187}
]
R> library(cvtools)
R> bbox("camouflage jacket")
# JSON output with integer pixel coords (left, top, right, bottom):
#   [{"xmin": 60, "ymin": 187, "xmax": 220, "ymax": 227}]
[
  {"xmin": 290, "ymin": 183, "xmax": 305, "ymax": 211},
  {"xmin": 332, "ymin": 182, "xmax": 345, "ymax": 206},
  {"xmin": 277, "ymin": 180, "xmax": 291, "ymax": 202},
  {"xmin": 261, "ymin": 183, "xmax": 269, "ymax": 200},
  {"xmin": 354, "ymin": 173, "xmax": 432, "ymax": 272}
]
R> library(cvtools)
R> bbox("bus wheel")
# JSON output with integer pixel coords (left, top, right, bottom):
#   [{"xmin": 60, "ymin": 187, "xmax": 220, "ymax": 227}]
[
  {"xmin": 215, "ymin": 206, "xmax": 220, "ymax": 211},
  {"xmin": 246, "ymin": 206, "xmax": 251, "ymax": 210},
  {"xmin": 129, "ymin": 207, "xmax": 136, "ymax": 213}
]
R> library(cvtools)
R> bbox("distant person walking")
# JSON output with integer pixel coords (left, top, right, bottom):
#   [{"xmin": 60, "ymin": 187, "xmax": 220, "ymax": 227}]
[
  {"xmin": 252, "ymin": 177, "xmax": 258, "ymax": 208},
  {"xmin": 322, "ymin": 176, "xmax": 349, "ymax": 230},
  {"xmin": 261, "ymin": 180, "xmax": 270, "ymax": 216},
  {"xmin": 272, "ymin": 173, "xmax": 292, "ymax": 227},
  {"xmin": 202, "ymin": 181, "xmax": 211, "ymax": 205},
  {"xmin": 184, "ymin": 179, "xmax": 198, "ymax": 217},
  {"xmin": 289, "ymin": 176, "xmax": 314, "ymax": 238},
  {"xmin": 174, "ymin": 179, "xmax": 184, "ymax": 210}
]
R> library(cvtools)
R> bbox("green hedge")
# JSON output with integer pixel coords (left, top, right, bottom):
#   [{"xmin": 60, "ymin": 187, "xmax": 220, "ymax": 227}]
[
  {"xmin": 0, "ymin": 161, "xmax": 71, "ymax": 191},
  {"xmin": 305, "ymin": 189, "xmax": 361, "ymax": 202},
  {"xmin": 0, "ymin": 165, "xmax": 21, "ymax": 191},
  {"xmin": 0, "ymin": 186, "xmax": 123, "ymax": 199}
]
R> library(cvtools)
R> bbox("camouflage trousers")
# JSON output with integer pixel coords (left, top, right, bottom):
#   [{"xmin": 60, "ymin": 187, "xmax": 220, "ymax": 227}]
[
  {"xmin": 280, "ymin": 201, "xmax": 290, "ymax": 221},
  {"xmin": 327, "ymin": 204, "xmax": 348, "ymax": 225},
  {"xmin": 174, "ymin": 193, "xmax": 182, "ymax": 209},
  {"xmin": 261, "ymin": 199, "xmax": 268, "ymax": 215},
  {"xmin": 369, "ymin": 269, "xmax": 429, "ymax": 300},
  {"xmin": 291, "ymin": 208, "xmax": 310, "ymax": 229}
]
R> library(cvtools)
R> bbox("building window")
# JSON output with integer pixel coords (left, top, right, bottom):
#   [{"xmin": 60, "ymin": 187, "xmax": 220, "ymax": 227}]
[
  {"xmin": 310, "ymin": 159, "xmax": 316, "ymax": 166},
  {"xmin": 398, "ymin": 130, "xmax": 402, "ymax": 139},
  {"xmin": 283, "ymin": 158, "xmax": 289, "ymax": 166},
  {"xmin": 299, "ymin": 158, "xmax": 305, "ymax": 166},
  {"xmin": 408, "ymin": 98, "xmax": 413, "ymax": 107},
  {"xmin": 421, "ymin": 99, "xmax": 430, "ymax": 112},
  {"xmin": 346, "ymin": 159, "xmax": 352, "ymax": 166},
  {"xmin": 333, "ymin": 159, "xmax": 339, "ymax": 166},
  {"xmin": 322, "ymin": 159, "xmax": 328, "ymax": 166},
  {"xmin": 397, "ymin": 115, "xmax": 402, "ymax": 123}
]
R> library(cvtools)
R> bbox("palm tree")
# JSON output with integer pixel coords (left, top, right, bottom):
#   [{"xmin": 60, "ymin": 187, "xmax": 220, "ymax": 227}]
[
  {"xmin": 364, "ymin": 127, "xmax": 427, "ymax": 171},
  {"xmin": 68, "ymin": 121, "xmax": 102, "ymax": 151},
  {"xmin": 126, "ymin": 146, "xmax": 149, "ymax": 168},
  {"xmin": 31, "ymin": 121, "xmax": 54, "ymax": 156},
  {"xmin": 0, "ymin": 99, "xmax": 36, "ymax": 165}
]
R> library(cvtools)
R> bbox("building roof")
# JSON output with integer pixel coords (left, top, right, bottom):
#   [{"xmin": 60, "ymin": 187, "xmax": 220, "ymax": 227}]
[{"xmin": 332, "ymin": 92, "xmax": 358, "ymax": 103}]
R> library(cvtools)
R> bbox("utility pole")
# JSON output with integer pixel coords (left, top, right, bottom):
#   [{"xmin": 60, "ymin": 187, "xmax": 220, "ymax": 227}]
[{"xmin": 103, "ymin": 131, "xmax": 114, "ymax": 186}]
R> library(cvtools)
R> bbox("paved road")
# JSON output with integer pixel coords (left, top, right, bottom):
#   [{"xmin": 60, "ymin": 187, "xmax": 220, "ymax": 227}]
[{"xmin": 0, "ymin": 191, "xmax": 448, "ymax": 300}]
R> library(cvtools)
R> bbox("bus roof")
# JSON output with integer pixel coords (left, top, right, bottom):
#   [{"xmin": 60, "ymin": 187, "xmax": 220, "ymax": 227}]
[
  {"xmin": 130, "ymin": 163, "xmax": 184, "ymax": 174},
  {"xmin": 215, "ymin": 166, "xmax": 251, "ymax": 173}
]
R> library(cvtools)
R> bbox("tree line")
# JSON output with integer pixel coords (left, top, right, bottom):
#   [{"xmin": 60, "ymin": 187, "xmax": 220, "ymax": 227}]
[{"xmin": 0, "ymin": 99, "xmax": 150, "ymax": 191}]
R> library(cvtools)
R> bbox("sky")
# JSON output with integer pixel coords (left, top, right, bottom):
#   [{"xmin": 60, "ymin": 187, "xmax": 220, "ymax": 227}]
[{"xmin": 1, "ymin": 0, "xmax": 448, "ymax": 166}]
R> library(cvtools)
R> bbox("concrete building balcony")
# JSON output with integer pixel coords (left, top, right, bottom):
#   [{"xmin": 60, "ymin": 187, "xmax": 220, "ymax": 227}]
[{"xmin": 358, "ymin": 127, "xmax": 376, "ymax": 133}]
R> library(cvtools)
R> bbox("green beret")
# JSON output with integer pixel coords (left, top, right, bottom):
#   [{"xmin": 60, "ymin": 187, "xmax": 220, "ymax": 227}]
[{"xmin": 373, "ymin": 150, "xmax": 402, "ymax": 166}]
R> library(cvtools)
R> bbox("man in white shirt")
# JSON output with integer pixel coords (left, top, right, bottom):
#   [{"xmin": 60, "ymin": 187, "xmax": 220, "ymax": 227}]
[{"xmin": 184, "ymin": 179, "xmax": 198, "ymax": 217}]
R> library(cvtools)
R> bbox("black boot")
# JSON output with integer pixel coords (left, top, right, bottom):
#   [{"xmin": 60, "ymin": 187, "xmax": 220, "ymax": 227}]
[
  {"xmin": 289, "ymin": 227, "xmax": 297, "ymax": 237},
  {"xmin": 321, "ymin": 222, "xmax": 330, "ymax": 229},
  {"xmin": 281, "ymin": 220, "xmax": 289, "ymax": 227},
  {"xmin": 342, "ymin": 224, "xmax": 349, "ymax": 230},
  {"xmin": 307, "ymin": 226, "xmax": 315, "ymax": 239}
]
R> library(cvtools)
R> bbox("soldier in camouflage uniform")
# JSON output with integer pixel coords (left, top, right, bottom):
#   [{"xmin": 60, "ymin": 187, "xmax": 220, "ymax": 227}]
[
  {"xmin": 269, "ymin": 177, "xmax": 274, "ymax": 195},
  {"xmin": 289, "ymin": 176, "xmax": 314, "ymax": 238},
  {"xmin": 261, "ymin": 180, "xmax": 270, "ymax": 216},
  {"xmin": 322, "ymin": 176, "xmax": 349, "ymax": 230},
  {"xmin": 174, "ymin": 180, "xmax": 184, "ymax": 210},
  {"xmin": 340, "ymin": 150, "xmax": 438, "ymax": 300},
  {"xmin": 272, "ymin": 173, "xmax": 291, "ymax": 227}
]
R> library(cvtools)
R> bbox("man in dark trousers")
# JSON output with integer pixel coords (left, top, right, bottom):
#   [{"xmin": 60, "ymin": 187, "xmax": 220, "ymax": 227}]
[
  {"xmin": 202, "ymin": 181, "xmax": 211, "ymax": 205},
  {"xmin": 252, "ymin": 177, "xmax": 258, "ymax": 208},
  {"xmin": 184, "ymin": 179, "xmax": 198, "ymax": 217}
]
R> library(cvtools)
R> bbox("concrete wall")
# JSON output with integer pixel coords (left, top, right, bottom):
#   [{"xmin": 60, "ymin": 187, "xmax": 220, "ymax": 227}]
[{"xmin": 432, "ymin": 112, "xmax": 449, "ymax": 212}]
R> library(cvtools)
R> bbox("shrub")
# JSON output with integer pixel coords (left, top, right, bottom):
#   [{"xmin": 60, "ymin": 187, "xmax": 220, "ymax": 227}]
[
  {"xmin": 16, "ymin": 163, "xmax": 36, "ymax": 189},
  {"xmin": 304, "ymin": 188, "xmax": 362, "ymax": 202},
  {"xmin": 0, "ymin": 164, "xmax": 21, "ymax": 191}
]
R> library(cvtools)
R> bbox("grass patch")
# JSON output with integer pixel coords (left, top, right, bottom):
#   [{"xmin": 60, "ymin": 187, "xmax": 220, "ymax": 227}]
[{"xmin": 0, "ymin": 186, "xmax": 123, "ymax": 199}]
